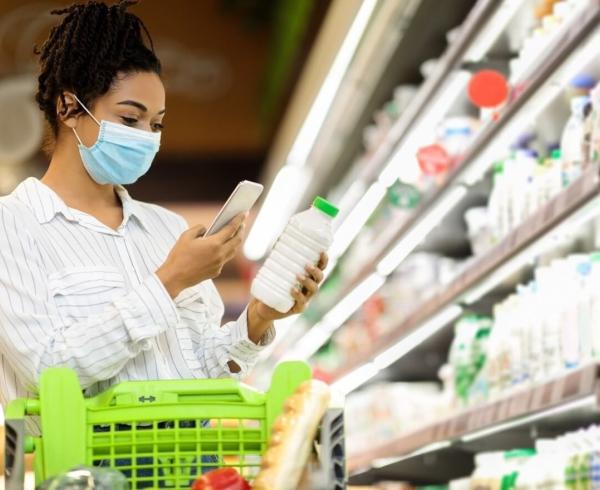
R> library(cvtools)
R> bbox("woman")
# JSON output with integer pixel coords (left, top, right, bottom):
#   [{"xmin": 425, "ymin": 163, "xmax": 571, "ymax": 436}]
[{"xmin": 0, "ymin": 0, "xmax": 326, "ymax": 412}]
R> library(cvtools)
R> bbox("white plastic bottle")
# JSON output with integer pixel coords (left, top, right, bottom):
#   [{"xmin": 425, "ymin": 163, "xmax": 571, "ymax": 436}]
[
  {"xmin": 589, "ymin": 84, "xmax": 600, "ymax": 164},
  {"xmin": 561, "ymin": 96, "xmax": 590, "ymax": 185},
  {"xmin": 251, "ymin": 197, "xmax": 339, "ymax": 313}
]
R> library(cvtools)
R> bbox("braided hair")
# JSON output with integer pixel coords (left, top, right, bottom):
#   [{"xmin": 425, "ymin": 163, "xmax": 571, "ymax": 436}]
[{"xmin": 34, "ymin": 0, "xmax": 161, "ymax": 140}]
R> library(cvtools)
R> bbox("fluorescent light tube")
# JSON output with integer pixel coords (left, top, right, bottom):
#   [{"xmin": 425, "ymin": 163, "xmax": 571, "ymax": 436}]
[
  {"xmin": 287, "ymin": 0, "xmax": 379, "ymax": 167},
  {"xmin": 331, "ymin": 362, "xmax": 380, "ymax": 395},
  {"xmin": 247, "ymin": 0, "xmax": 379, "ymax": 261},
  {"xmin": 329, "ymin": 181, "xmax": 386, "ymax": 259},
  {"xmin": 286, "ymin": 272, "xmax": 386, "ymax": 360},
  {"xmin": 377, "ymin": 186, "xmax": 467, "ymax": 275},
  {"xmin": 281, "ymin": 322, "xmax": 335, "ymax": 361},
  {"xmin": 244, "ymin": 166, "xmax": 311, "ymax": 261},
  {"xmin": 322, "ymin": 272, "xmax": 386, "ymax": 328},
  {"xmin": 374, "ymin": 305, "xmax": 463, "ymax": 370}
]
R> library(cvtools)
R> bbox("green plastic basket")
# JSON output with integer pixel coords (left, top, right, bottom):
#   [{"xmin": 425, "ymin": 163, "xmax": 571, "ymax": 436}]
[{"xmin": 4, "ymin": 361, "xmax": 311, "ymax": 489}]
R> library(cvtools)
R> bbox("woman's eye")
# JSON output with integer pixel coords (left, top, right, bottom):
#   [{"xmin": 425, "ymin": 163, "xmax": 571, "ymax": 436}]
[
  {"xmin": 152, "ymin": 123, "xmax": 164, "ymax": 132},
  {"xmin": 121, "ymin": 117, "xmax": 138, "ymax": 126}
]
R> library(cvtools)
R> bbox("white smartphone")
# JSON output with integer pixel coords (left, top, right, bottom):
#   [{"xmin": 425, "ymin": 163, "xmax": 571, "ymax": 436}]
[{"xmin": 205, "ymin": 180, "xmax": 264, "ymax": 236}]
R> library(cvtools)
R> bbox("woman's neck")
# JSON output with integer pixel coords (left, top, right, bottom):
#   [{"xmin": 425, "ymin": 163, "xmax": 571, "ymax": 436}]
[{"xmin": 41, "ymin": 137, "xmax": 121, "ymax": 212}]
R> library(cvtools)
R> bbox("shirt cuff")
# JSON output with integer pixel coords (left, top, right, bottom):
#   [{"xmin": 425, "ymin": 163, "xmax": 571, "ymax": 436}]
[
  {"xmin": 231, "ymin": 307, "xmax": 276, "ymax": 348},
  {"xmin": 226, "ymin": 308, "xmax": 275, "ymax": 375},
  {"xmin": 115, "ymin": 272, "xmax": 180, "ymax": 349}
]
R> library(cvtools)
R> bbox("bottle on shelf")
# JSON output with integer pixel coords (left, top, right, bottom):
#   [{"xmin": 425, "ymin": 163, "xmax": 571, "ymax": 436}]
[
  {"xmin": 589, "ymin": 83, "xmax": 600, "ymax": 164},
  {"xmin": 560, "ymin": 95, "xmax": 591, "ymax": 185}
]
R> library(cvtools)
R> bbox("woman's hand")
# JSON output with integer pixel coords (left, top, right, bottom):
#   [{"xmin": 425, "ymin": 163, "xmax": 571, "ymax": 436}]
[
  {"xmin": 247, "ymin": 253, "xmax": 329, "ymax": 343},
  {"xmin": 157, "ymin": 213, "xmax": 247, "ymax": 299}
]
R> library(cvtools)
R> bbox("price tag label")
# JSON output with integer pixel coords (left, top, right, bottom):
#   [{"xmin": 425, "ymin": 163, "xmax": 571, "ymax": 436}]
[
  {"xmin": 494, "ymin": 399, "xmax": 507, "ymax": 421},
  {"xmin": 541, "ymin": 382, "xmax": 554, "ymax": 407},
  {"xmin": 508, "ymin": 393, "xmax": 522, "ymax": 417},
  {"xmin": 470, "ymin": 408, "xmax": 484, "ymax": 431},
  {"xmin": 433, "ymin": 421, "xmax": 447, "ymax": 441},
  {"xmin": 451, "ymin": 414, "xmax": 468, "ymax": 436},
  {"xmin": 482, "ymin": 404, "xmax": 496, "ymax": 427},
  {"xmin": 563, "ymin": 370, "xmax": 582, "ymax": 399},
  {"xmin": 530, "ymin": 385, "xmax": 545, "ymax": 411},
  {"xmin": 551, "ymin": 376, "xmax": 566, "ymax": 405}
]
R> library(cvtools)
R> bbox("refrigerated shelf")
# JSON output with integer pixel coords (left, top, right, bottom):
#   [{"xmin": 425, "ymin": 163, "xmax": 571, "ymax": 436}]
[
  {"xmin": 281, "ymin": 0, "xmax": 600, "ymax": 368},
  {"xmin": 349, "ymin": 363, "xmax": 600, "ymax": 484},
  {"xmin": 325, "ymin": 0, "xmax": 600, "ymax": 314},
  {"xmin": 357, "ymin": 0, "xmax": 499, "ymax": 182},
  {"xmin": 332, "ymin": 164, "xmax": 600, "ymax": 382}
]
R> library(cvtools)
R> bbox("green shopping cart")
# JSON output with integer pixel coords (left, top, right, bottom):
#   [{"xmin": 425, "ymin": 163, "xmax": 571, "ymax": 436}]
[{"xmin": 3, "ymin": 361, "xmax": 345, "ymax": 489}]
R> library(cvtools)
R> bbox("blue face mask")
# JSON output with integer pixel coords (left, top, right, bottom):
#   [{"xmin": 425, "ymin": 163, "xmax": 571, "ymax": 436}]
[{"xmin": 71, "ymin": 94, "xmax": 161, "ymax": 185}]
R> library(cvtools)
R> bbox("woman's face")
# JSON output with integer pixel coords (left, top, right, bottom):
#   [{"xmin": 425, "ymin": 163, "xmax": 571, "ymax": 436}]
[{"xmin": 64, "ymin": 70, "xmax": 166, "ymax": 147}]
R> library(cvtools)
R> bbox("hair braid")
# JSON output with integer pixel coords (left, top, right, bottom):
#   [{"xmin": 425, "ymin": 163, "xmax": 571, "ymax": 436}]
[{"xmin": 34, "ymin": 0, "xmax": 161, "ymax": 138}]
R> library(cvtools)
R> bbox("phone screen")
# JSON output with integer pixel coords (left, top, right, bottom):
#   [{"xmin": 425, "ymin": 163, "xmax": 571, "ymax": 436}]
[{"xmin": 205, "ymin": 181, "xmax": 264, "ymax": 236}]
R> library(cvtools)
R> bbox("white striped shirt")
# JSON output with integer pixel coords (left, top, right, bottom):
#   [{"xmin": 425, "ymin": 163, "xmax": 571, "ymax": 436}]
[{"xmin": 0, "ymin": 177, "xmax": 273, "ymax": 411}]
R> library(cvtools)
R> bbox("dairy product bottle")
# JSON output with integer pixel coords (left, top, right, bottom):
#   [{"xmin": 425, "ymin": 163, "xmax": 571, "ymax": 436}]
[
  {"xmin": 251, "ymin": 197, "xmax": 339, "ymax": 313},
  {"xmin": 561, "ymin": 96, "xmax": 590, "ymax": 185},
  {"xmin": 589, "ymin": 84, "xmax": 600, "ymax": 164}
]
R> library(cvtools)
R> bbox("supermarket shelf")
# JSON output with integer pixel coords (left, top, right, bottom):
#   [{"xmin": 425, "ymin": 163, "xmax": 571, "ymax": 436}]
[
  {"xmin": 331, "ymin": 163, "xmax": 600, "ymax": 380},
  {"xmin": 350, "ymin": 445, "xmax": 475, "ymax": 486},
  {"xmin": 348, "ymin": 363, "xmax": 600, "ymax": 483},
  {"xmin": 279, "ymin": 0, "xmax": 600, "ymax": 371},
  {"xmin": 328, "ymin": 0, "xmax": 600, "ymax": 310},
  {"xmin": 359, "ymin": 0, "xmax": 499, "ymax": 181}
]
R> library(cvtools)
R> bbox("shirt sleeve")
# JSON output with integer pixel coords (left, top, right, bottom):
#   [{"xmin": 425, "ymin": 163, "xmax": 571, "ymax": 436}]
[
  {"xmin": 0, "ymin": 205, "xmax": 180, "ymax": 391},
  {"xmin": 165, "ymin": 211, "xmax": 276, "ymax": 379},
  {"xmin": 171, "ymin": 280, "xmax": 275, "ymax": 380}
]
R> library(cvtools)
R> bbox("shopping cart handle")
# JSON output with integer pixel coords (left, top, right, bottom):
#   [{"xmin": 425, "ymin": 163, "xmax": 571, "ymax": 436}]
[
  {"xmin": 93, "ymin": 377, "xmax": 266, "ymax": 407},
  {"xmin": 92, "ymin": 362, "xmax": 313, "ymax": 408}
]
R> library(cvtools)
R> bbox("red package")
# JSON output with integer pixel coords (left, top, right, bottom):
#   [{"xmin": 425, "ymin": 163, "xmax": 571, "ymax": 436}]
[
  {"xmin": 191, "ymin": 468, "xmax": 250, "ymax": 490},
  {"xmin": 417, "ymin": 144, "xmax": 451, "ymax": 175},
  {"xmin": 468, "ymin": 70, "xmax": 509, "ymax": 108}
]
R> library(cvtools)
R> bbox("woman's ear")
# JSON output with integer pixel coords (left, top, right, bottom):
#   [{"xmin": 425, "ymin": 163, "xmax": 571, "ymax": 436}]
[{"xmin": 56, "ymin": 92, "xmax": 82, "ymax": 129}]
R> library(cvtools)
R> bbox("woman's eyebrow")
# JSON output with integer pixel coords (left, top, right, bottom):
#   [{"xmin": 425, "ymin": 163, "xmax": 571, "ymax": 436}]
[{"xmin": 117, "ymin": 100, "xmax": 166, "ymax": 114}]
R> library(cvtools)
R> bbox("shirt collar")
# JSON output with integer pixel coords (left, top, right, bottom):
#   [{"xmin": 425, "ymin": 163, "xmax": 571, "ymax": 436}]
[
  {"xmin": 13, "ymin": 177, "xmax": 150, "ymax": 232},
  {"xmin": 114, "ymin": 184, "xmax": 151, "ymax": 232}
]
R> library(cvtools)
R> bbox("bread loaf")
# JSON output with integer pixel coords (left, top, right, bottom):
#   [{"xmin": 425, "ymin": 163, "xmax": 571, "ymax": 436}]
[{"xmin": 252, "ymin": 380, "xmax": 330, "ymax": 490}]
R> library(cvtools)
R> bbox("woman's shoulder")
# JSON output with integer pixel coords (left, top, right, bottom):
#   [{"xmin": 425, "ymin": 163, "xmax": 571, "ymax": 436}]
[
  {"xmin": 0, "ymin": 194, "xmax": 41, "ymax": 249},
  {"xmin": 0, "ymin": 192, "xmax": 39, "ymax": 230}
]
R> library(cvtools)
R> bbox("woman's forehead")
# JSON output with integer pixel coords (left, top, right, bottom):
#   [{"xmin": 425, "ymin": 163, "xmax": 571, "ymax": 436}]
[{"xmin": 106, "ymin": 71, "xmax": 165, "ymax": 112}]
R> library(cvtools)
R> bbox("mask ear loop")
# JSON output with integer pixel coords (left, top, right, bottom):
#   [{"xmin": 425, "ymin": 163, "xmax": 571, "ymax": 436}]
[{"xmin": 70, "ymin": 93, "xmax": 101, "ymax": 146}]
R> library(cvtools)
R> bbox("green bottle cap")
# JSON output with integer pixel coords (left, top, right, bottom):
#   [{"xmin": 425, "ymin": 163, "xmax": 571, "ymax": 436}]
[
  {"xmin": 313, "ymin": 196, "xmax": 339, "ymax": 218},
  {"xmin": 504, "ymin": 448, "xmax": 536, "ymax": 458},
  {"xmin": 551, "ymin": 149, "xmax": 562, "ymax": 159}
]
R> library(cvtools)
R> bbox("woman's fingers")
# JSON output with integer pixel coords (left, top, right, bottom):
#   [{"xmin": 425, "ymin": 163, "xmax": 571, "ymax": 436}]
[
  {"xmin": 298, "ymin": 273, "xmax": 318, "ymax": 296},
  {"xmin": 291, "ymin": 287, "xmax": 307, "ymax": 313},
  {"xmin": 213, "ymin": 213, "xmax": 246, "ymax": 243},
  {"xmin": 306, "ymin": 264, "xmax": 324, "ymax": 284},
  {"xmin": 318, "ymin": 252, "xmax": 329, "ymax": 271}
]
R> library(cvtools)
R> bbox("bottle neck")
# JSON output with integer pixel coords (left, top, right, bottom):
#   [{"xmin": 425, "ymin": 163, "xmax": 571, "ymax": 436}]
[{"xmin": 312, "ymin": 206, "xmax": 335, "ymax": 220}]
